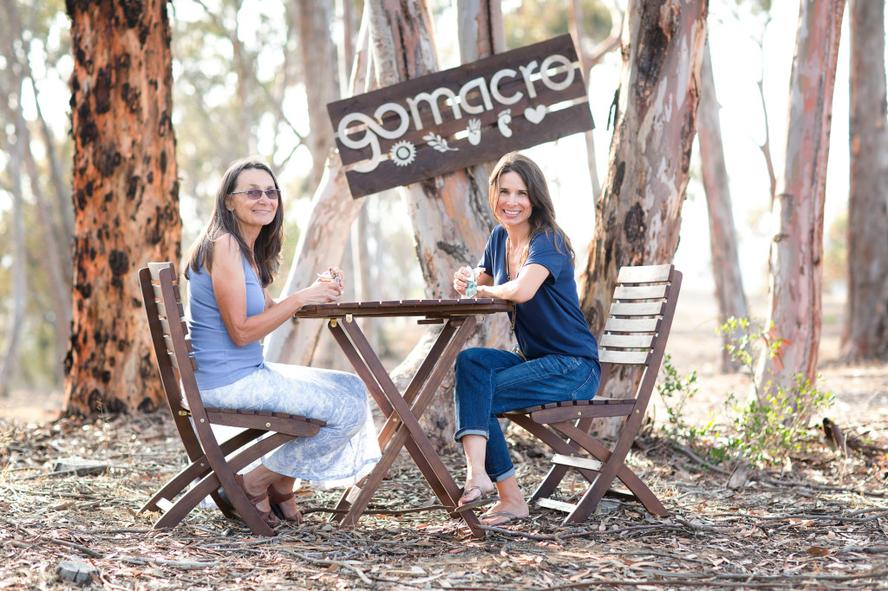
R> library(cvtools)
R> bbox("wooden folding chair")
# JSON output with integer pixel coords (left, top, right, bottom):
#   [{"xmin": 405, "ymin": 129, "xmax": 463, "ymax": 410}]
[
  {"xmin": 138, "ymin": 262, "xmax": 325, "ymax": 536},
  {"xmin": 500, "ymin": 264, "xmax": 682, "ymax": 523}
]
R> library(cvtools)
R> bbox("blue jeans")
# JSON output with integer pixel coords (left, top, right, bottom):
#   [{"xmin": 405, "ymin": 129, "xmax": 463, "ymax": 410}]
[{"xmin": 453, "ymin": 347, "xmax": 601, "ymax": 482}]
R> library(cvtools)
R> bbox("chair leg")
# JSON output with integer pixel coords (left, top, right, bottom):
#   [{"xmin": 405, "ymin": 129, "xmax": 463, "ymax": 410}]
[
  {"xmin": 141, "ymin": 428, "xmax": 264, "ymax": 516},
  {"xmin": 525, "ymin": 416, "xmax": 599, "ymax": 502},
  {"xmin": 508, "ymin": 414, "xmax": 667, "ymax": 519},
  {"xmin": 554, "ymin": 422, "xmax": 667, "ymax": 518},
  {"xmin": 507, "ymin": 415, "xmax": 575, "ymax": 502},
  {"xmin": 153, "ymin": 433, "xmax": 292, "ymax": 536}
]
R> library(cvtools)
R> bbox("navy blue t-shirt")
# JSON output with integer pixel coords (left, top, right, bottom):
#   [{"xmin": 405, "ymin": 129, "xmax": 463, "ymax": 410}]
[{"xmin": 481, "ymin": 225, "xmax": 599, "ymax": 361}]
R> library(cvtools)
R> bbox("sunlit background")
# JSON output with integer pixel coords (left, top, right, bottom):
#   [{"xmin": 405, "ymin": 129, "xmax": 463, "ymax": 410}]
[{"xmin": 0, "ymin": 0, "xmax": 876, "ymax": 396}]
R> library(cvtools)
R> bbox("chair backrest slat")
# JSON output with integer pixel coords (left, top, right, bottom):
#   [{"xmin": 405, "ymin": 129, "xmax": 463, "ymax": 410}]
[
  {"xmin": 599, "ymin": 350, "xmax": 649, "ymax": 364},
  {"xmin": 612, "ymin": 284, "xmax": 668, "ymax": 300},
  {"xmin": 162, "ymin": 334, "xmax": 180, "ymax": 369},
  {"xmin": 617, "ymin": 264, "xmax": 672, "ymax": 283},
  {"xmin": 599, "ymin": 333, "xmax": 654, "ymax": 349},
  {"xmin": 603, "ymin": 317, "xmax": 658, "ymax": 333},
  {"xmin": 609, "ymin": 301, "xmax": 664, "ymax": 316},
  {"xmin": 159, "ymin": 315, "xmax": 189, "ymax": 339}
]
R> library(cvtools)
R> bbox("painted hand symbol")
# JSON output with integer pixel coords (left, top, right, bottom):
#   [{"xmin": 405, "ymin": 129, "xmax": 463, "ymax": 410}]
[{"xmin": 467, "ymin": 118, "xmax": 481, "ymax": 145}]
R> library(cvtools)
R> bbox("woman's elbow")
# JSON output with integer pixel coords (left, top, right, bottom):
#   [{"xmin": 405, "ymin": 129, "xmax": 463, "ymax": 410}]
[
  {"xmin": 229, "ymin": 333, "xmax": 251, "ymax": 347},
  {"xmin": 225, "ymin": 325, "xmax": 253, "ymax": 347}
]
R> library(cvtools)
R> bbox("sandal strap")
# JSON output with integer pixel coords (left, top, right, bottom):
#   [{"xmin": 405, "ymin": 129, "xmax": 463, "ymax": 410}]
[
  {"xmin": 268, "ymin": 487, "xmax": 295, "ymax": 504},
  {"xmin": 233, "ymin": 474, "xmax": 280, "ymax": 527},
  {"xmin": 233, "ymin": 474, "xmax": 266, "ymax": 504}
]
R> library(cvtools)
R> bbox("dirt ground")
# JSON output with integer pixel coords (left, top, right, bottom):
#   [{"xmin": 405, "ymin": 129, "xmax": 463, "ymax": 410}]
[{"xmin": 1, "ymin": 291, "xmax": 887, "ymax": 589}]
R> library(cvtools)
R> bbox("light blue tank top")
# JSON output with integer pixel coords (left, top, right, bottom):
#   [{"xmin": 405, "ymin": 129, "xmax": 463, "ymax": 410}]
[{"xmin": 187, "ymin": 254, "xmax": 265, "ymax": 390}]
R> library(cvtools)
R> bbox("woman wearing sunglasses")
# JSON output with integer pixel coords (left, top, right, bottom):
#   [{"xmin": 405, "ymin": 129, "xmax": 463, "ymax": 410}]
[{"xmin": 185, "ymin": 158, "xmax": 380, "ymax": 528}]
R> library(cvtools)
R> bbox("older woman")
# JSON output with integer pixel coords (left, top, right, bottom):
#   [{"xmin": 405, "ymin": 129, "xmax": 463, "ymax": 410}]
[
  {"xmin": 186, "ymin": 158, "xmax": 379, "ymax": 527},
  {"xmin": 452, "ymin": 152, "xmax": 601, "ymax": 527}
]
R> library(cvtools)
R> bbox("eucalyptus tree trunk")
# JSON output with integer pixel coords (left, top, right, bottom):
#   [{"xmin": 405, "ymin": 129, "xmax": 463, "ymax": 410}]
[
  {"xmin": 370, "ymin": 0, "xmax": 496, "ymax": 297},
  {"xmin": 577, "ymin": 0, "xmax": 707, "ymax": 433},
  {"xmin": 264, "ymin": 8, "xmax": 371, "ymax": 366},
  {"xmin": 266, "ymin": 0, "xmax": 512, "ymax": 391},
  {"xmin": 842, "ymin": 0, "xmax": 888, "ymax": 361},
  {"xmin": 0, "ymin": 115, "xmax": 26, "ymax": 399},
  {"xmin": 568, "ymin": 0, "xmax": 623, "ymax": 199},
  {"xmin": 3, "ymin": 0, "xmax": 73, "ymax": 275},
  {"xmin": 370, "ymin": 0, "xmax": 511, "ymax": 445},
  {"xmin": 64, "ymin": 0, "xmax": 181, "ymax": 416},
  {"xmin": 698, "ymin": 41, "xmax": 748, "ymax": 372},
  {"xmin": 755, "ymin": 0, "xmax": 845, "ymax": 397},
  {"xmin": 0, "ymin": 1, "xmax": 70, "ymax": 384},
  {"xmin": 295, "ymin": 0, "xmax": 346, "ymax": 366},
  {"xmin": 15, "ymin": 104, "xmax": 70, "ymax": 383},
  {"xmin": 298, "ymin": 0, "xmax": 341, "ymax": 188}
]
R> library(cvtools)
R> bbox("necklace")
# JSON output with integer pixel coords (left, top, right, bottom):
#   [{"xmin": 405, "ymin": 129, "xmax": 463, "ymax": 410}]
[
  {"xmin": 505, "ymin": 235, "xmax": 528, "ymax": 280},
  {"xmin": 504, "ymin": 235, "xmax": 529, "ymax": 336}
]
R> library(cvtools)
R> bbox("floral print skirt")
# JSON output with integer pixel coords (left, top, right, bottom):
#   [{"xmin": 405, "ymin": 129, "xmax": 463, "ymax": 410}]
[{"xmin": 200, "ymin": 362, "xmax": 381, "ymax": 489}]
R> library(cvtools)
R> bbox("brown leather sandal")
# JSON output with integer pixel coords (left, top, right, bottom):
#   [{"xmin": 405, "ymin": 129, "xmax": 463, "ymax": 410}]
[
  {"xmin": 234, "ymin": 474, "xmax": 280, "ymax": 528},
  {"xmin": 268, "ymin": 485, "xmax": 303, "ymax": 523}
]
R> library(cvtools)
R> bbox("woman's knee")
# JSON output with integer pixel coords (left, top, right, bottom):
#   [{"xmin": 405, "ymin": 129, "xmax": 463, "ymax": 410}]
[
  {"xmin": 456, "ymin": 347, "xmax": 487, "ymax": 372},
  {"xmin": 337, "ymin": 379, "xmax": 370, "ymax": 433}
]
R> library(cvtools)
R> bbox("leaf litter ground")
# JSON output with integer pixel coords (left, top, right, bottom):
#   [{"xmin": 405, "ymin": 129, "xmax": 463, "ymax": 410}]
[
  {"xmin": 1, "ymin": 406, "xmax": 886, "ymax": 590},
  {"xmin": 2, "ymin": 293, "xmax": 887, "ymax": 589}
]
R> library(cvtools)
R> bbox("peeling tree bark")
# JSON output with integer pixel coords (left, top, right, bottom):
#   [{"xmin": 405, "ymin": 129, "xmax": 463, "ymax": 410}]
[
  {"xmin": 698, "ymin": 41, "xmax": 748, "ymax": 372},
  {"xmin": 64, "ymin": 0, "xmax": 181, "ymax": 416},
  {"xmin": 267, "ymin": 0, "xmax": 510, "ymax": 446},
  {"xmin": 577, "ymin": 0, "xmax": 707, "ymax": 432},
  {"xmin": 842, "ymin": 0, "xmax": 888, "ymax": 361},
  {"xmin": 264, "ymin": 8, "xmax": 371, "ymax": 366},
  {"xmin": 367, "ymin": 0, "xmax": 497, "ymax": 293},
  {"xmin": 755, "ymin": 0, "xmax": 845, "ymax": 396}
]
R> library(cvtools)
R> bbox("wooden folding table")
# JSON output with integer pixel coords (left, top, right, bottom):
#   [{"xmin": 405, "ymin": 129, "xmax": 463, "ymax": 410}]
[{"xmin": 294, "ymin": 298, "xmax": 512, "ymax": 538}]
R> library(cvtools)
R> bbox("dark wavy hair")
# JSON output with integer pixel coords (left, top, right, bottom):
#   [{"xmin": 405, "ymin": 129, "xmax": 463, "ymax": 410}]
[
  {"xmin": 488, "ymin": 152, "xmax": 574, "ymax": 261},
  {"xmin": 187, "ymin": 158, "xmax": 284, "ymax": 287}
]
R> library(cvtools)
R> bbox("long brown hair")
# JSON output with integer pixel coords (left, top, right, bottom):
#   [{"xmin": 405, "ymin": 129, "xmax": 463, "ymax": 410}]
[
  {"xmin": 488, "ymin": 152, "xmax": 574, "ymax": 261},
  {"xmin": 187, "ymin": 158, "xmax": 284, "ymax": 287}
]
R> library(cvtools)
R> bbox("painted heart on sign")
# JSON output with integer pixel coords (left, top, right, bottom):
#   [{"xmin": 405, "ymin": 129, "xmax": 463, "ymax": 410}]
[{"xmin": 524, "ymin": 105, "xmax": 547, "ymax": 124}]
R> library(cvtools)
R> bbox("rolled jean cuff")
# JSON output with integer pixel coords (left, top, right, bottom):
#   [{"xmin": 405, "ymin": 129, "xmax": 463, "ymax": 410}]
[
  {"xmin": 491, "ymin": 467, "xmax": 515, "ymax": 482},
  {"xmin": 454, "ymin": 428, "xmax": 488, "ymax": 443}
]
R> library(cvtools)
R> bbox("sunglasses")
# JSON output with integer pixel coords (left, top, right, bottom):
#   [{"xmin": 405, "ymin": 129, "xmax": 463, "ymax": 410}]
[{"xmin": 229, "ymin": 188, "xmax": 281, "ymax": 200}]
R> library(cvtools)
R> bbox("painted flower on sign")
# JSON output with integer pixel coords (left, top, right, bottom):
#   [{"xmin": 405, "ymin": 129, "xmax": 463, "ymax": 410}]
[{"xmin": 389, "ymin": 141, "xmax": 416, "ymax": 167}]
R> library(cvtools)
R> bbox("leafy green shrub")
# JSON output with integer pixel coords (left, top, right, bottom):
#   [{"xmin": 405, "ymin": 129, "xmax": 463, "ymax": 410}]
[
  {"xmin": 655, "ymin": 317, "xmax": 834, "ymax": 468},
  {"xmin": 657, "ymin": 354, "xmax": 713, "ymax": 444}
]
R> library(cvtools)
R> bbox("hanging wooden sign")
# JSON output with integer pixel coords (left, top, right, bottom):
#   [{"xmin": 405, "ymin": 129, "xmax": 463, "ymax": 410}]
[{"xmin": 327, "ymin": 34, "xmax": 594, "ymax": 198}]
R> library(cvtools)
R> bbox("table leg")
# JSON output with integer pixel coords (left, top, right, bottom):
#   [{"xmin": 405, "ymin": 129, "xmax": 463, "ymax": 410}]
[
  {"xmin": 326, "ymin": 320, "xmax": 458, "ymax": 519},
  {"xmin": 327, "ymin": 316, "xmax": 485, "ymax": 537}
]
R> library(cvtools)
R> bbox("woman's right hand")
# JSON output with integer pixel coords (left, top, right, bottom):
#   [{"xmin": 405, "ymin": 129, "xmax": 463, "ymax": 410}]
[
  {"xmin": 297, "ymin": 277, "xmax": 343, "ymax": 306},
  {"xmin": 453, "ymin": 266, "xmax": 472, "ymax": 296}
]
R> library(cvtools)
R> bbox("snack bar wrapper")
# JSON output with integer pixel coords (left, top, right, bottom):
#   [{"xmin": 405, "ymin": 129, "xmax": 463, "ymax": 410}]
[{"xmin": 318, "ymin": 268, "xmax": 344, "ymax": 288}]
